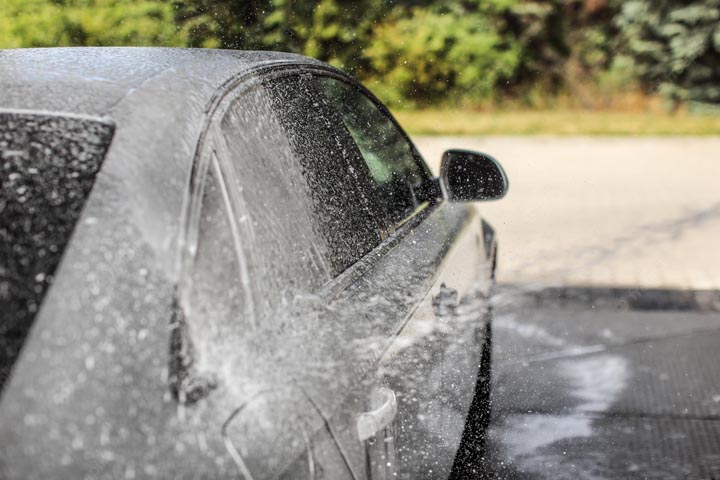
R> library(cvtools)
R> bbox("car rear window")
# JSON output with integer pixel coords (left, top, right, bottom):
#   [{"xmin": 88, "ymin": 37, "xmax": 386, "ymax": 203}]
[{"xmin": 0, "ymin": 112, "xmax": 113, "ymax": 393}]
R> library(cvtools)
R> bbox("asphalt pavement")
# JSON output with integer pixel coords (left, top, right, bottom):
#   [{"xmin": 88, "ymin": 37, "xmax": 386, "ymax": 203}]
[
  {"xmin": 414, "ymin": 136, "xmax": 720, "ymax": 290},
  {"xmin": 413, "ymin": 137, "xmax": 720, "ymax": 478},
  {"xmin": 485, "ymin": 287, "xmax": 720, "ymax": 479}
]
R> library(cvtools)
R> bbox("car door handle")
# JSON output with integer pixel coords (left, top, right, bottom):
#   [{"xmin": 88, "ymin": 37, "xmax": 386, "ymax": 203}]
[{"xmin": 357, "ymin": 387, "xmax": 397, "ymax": 441}]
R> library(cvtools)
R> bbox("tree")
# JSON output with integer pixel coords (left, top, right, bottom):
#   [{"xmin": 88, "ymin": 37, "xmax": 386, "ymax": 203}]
[
  {"xmin": 617, "ymin": 0, "xmax": 720, "ymax": 109},
  {"xmin": 0, "ymin": 0, "xmax": 185, "ymax": 48},
  {"xmin": 501, "ymin": 0, "xmax": 621, "ymax": 105},
  {"xmin": 172, "ymin": 0, "xmax": 389, "ymax": 75},
  {"xmin": 364, "ymin": 2, "xmax": 522, "ymax": 107}
]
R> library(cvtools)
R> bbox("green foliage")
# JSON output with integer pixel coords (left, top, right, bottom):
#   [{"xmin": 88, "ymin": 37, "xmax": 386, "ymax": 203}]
[
  {"xmin": 172, "ymin": 0, "xmax": 388, "ymax": 75},
  {"xmin": 2, "ymin": 0, "xmax": 719, "ymax": 108},
  {"xmin": 502, "ymin": 0, "xmax": 620, "ymax": 102},
  {"xmin": 171, "ymin": 0, "xmax": 272, "ymax": 49},
  {"xmin": 292, "ymin": 0, "xmax": 388, "ymax": 75},
  {"xmin": 0, "ymin": 0, "xmax": 186, "ymax": 48},
  {"xmin": 172, "ymin": 0, "xmax": 525, "ymax": 105},
  {"xmin": 365, "ymin": 5, "xmax": 522, "ymax": 107},
  {"xmin": 617, "ymin": 0, "xmax": 720, "ymax": 107}
]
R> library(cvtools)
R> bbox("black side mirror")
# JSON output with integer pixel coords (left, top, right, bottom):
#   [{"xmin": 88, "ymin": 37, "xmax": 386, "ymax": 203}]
[{"xmin": 440, "ymin": 149, "xmax": 508, "ymax": 202}]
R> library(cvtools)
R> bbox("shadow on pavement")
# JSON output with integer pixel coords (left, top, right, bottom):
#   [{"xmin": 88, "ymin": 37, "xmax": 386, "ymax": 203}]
[{"xmin": 519, "ymin": 285, "xmax": 720, "ymax": 313}]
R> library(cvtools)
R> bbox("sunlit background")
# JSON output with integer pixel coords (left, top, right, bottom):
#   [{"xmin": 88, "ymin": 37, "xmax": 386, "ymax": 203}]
[
  {"xmin": 3, "ymin": 1, "xmax": 720, "ymax": 478},
  {"xmin": 3, "ymin": 0, "xmax": 720, "ymax": 132}
]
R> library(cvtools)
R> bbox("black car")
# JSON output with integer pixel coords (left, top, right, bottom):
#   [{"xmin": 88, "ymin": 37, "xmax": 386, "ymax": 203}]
[{"xmin": 0, "ymin": 48, "xmax": 507, "ymax": 479}]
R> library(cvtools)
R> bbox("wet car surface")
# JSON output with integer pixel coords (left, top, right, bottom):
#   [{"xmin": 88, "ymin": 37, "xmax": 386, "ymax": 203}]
[{"xmin": 0, "ymin": 48, "xmax": 507, "ymax": 479}]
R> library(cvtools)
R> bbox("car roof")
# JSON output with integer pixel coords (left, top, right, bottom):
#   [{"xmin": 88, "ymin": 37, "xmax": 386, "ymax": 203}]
[{"xmin": 0, "ymin": 47, "xmax": 323, "ymax": 117}]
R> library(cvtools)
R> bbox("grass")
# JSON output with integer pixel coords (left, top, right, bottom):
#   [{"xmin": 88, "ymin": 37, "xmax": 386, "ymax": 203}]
[{"xmin": 393, "ymin": 109, "xmax": 720, "ymax": 136}]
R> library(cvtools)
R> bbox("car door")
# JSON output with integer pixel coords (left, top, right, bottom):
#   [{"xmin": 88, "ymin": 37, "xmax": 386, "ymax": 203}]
[{"xmin": 313, "ymin": 75, "xmax": 494, "ymax": 479}]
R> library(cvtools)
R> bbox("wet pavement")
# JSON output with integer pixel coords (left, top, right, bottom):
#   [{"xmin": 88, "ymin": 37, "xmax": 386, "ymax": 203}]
[{"xmin": 485, "ymin": 286, "xmax": 720, "ymax": 479}]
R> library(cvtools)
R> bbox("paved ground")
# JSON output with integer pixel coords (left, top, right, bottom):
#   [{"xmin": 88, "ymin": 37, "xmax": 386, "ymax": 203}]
[
  {"xmin": 484, "ymin": 288, "xmax": 720, "ymax": 479},
  {"xmin": 413, "ymin": 137, "xmax": 720, "ymax": 290},
  {"xmin": 411, "ymin": 137, "xmax": 720, "ymax": 478}
]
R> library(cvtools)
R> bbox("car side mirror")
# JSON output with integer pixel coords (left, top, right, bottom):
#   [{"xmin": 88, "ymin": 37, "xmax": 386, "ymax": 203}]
[{"xmin": 439, "ymin": 149, "xmax": 508, "ymax": 202}]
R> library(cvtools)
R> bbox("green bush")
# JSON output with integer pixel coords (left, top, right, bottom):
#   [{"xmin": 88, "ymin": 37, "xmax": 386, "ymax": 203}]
[
  {"xmin": 500, "ymin": 0, "xmax": 621, "ymax": 104},
  {"xmin": 0, "ymin": 0, "xmax": 185, "ymax": 48},
  {"xmin": 364, "ymin": 5, "xmax": 521, "ymax": 107},
  {"xmin": 172, "ymin": 0, "xmax": 388, "ymax": 76},
  {"xmin": 617, "ymin": 0, "xmax": 720, "ymax": 108}
]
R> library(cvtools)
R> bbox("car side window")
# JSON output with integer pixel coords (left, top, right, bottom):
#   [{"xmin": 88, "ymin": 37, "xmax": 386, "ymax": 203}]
[
  {"xmin": 215, "ymin": 73, "xmax": 383, "ymax": 321},
  {"xmin": 317, "ymin": 77, "xmax": 433, "ymax": 231}
]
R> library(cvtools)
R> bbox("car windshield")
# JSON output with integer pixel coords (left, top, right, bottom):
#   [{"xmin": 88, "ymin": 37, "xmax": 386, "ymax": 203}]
[{"xmin": 0, "ymin": 112, "xmax": 113, "ymax": 392}]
